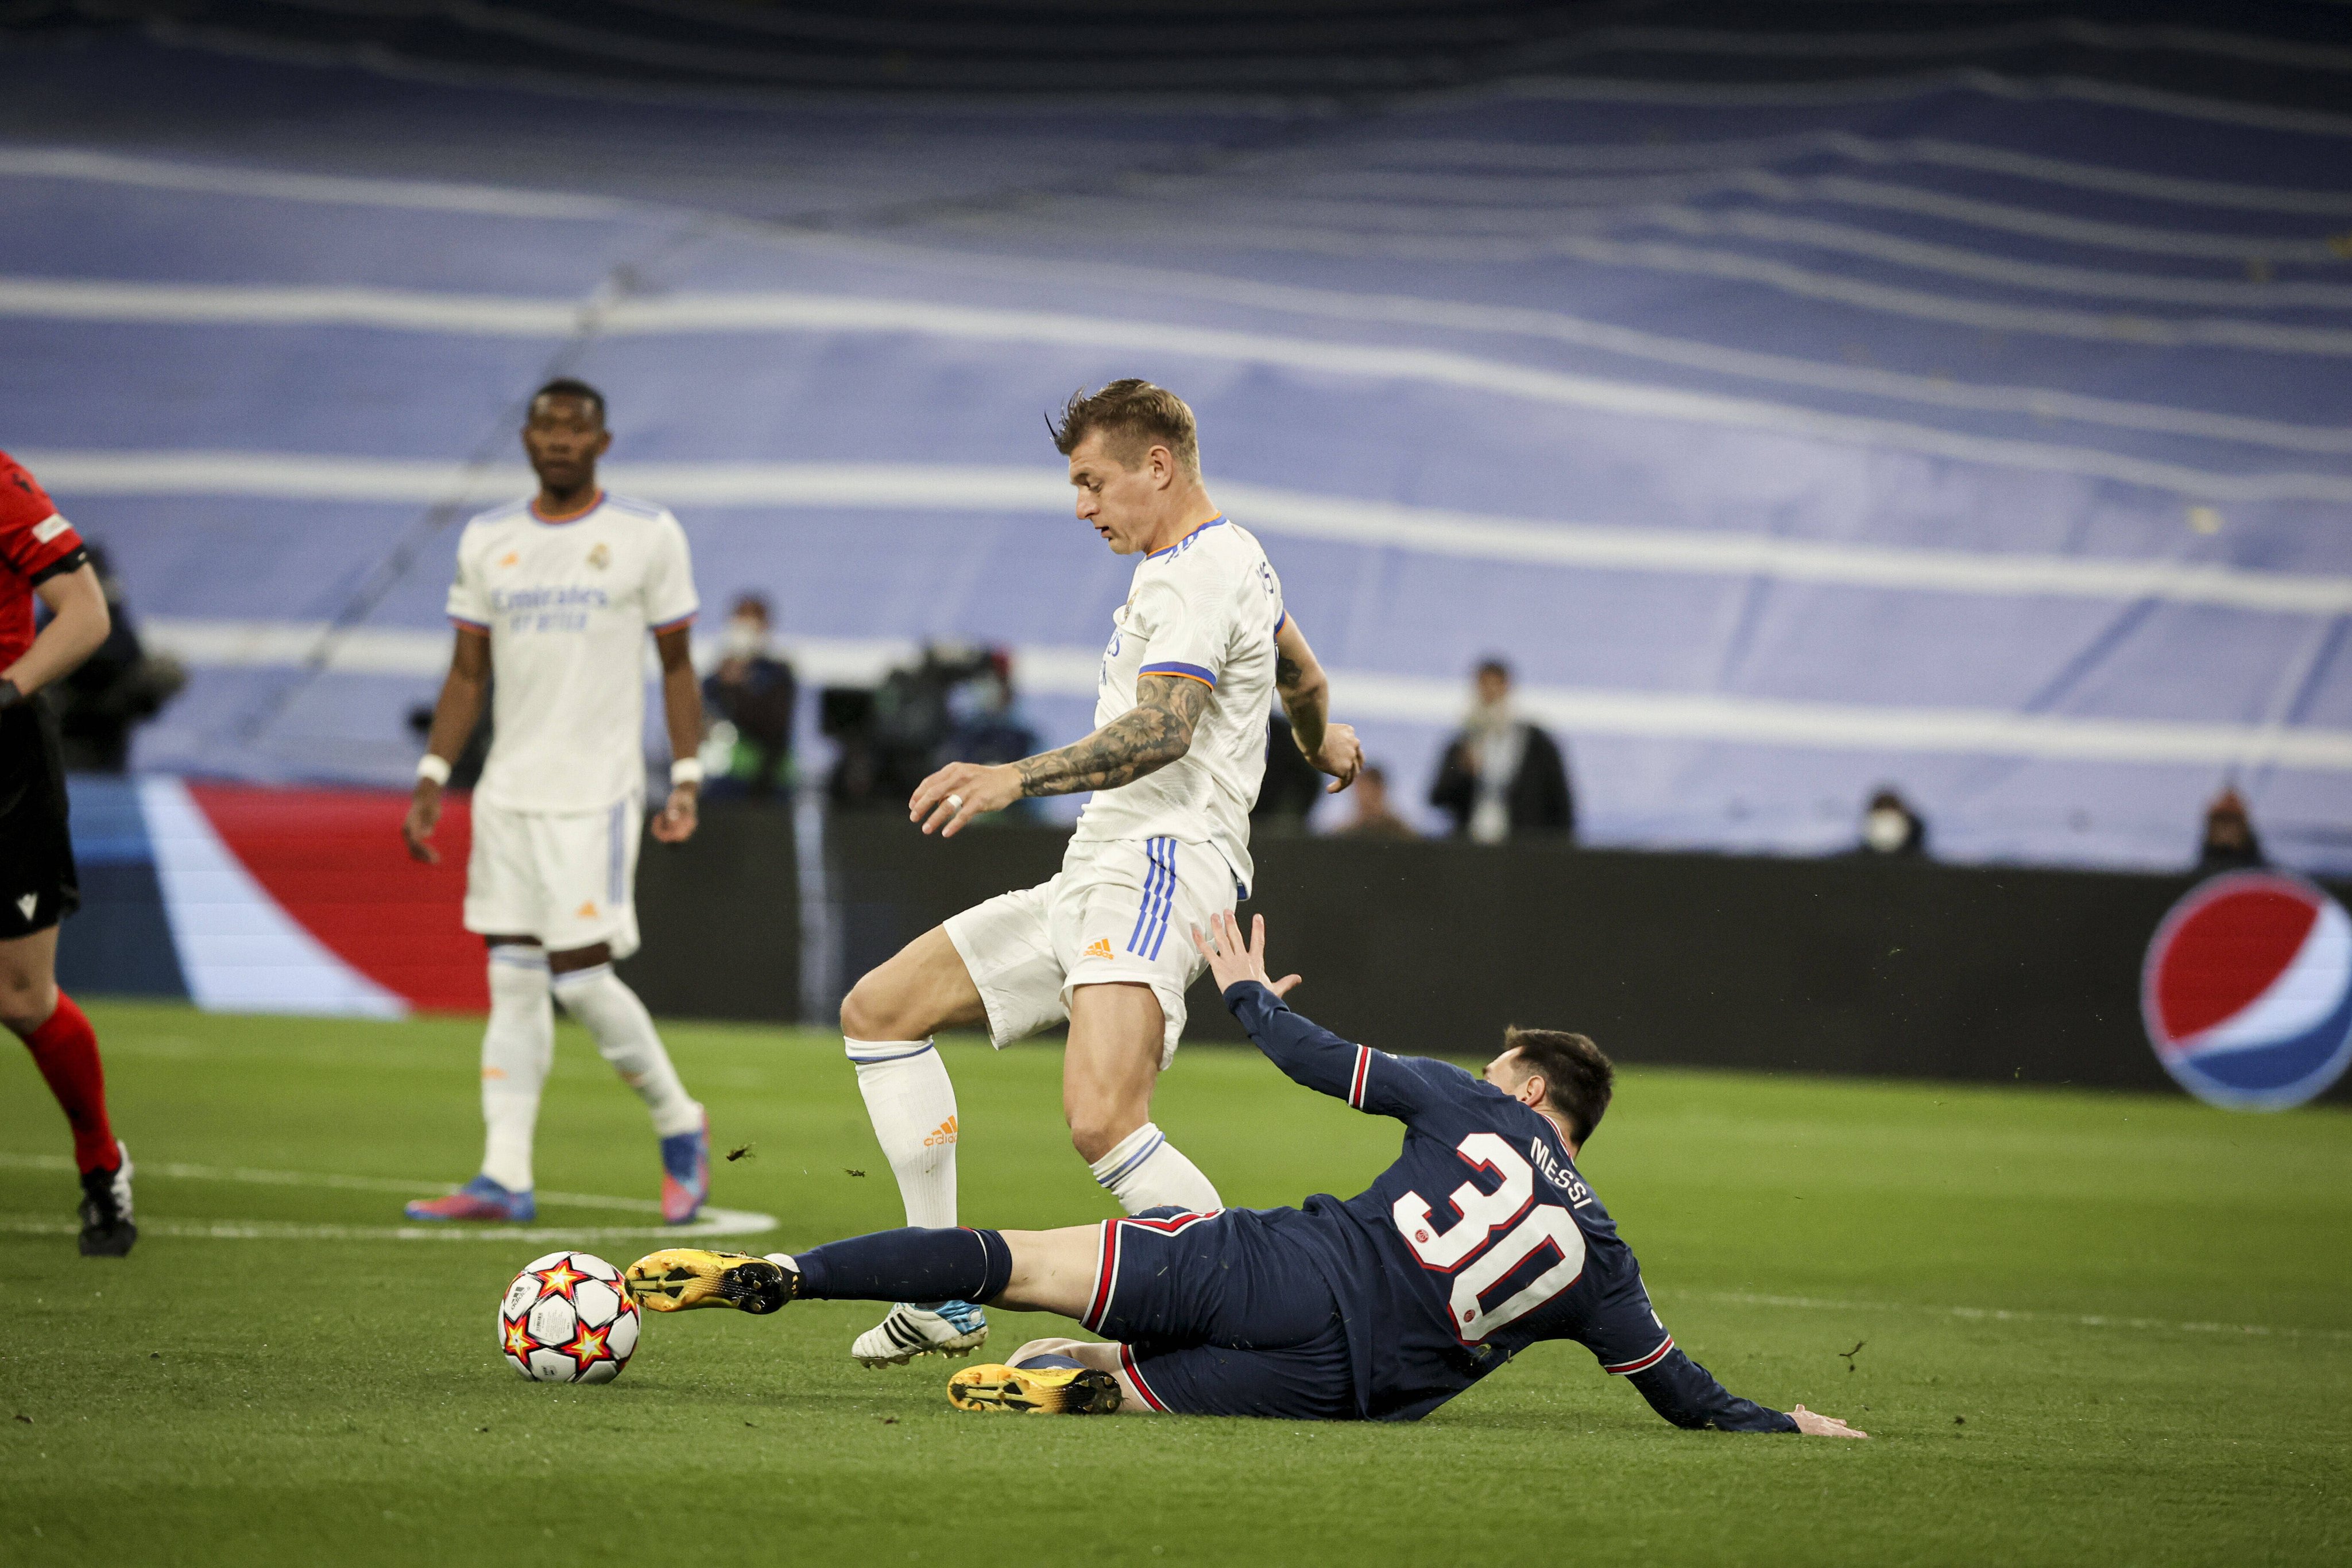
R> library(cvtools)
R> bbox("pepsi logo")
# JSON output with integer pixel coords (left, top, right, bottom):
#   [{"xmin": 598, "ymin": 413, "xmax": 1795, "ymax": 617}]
[{"xmin": 2142, "ymin": 870, "xmax": 2352, "ymax": 1110}]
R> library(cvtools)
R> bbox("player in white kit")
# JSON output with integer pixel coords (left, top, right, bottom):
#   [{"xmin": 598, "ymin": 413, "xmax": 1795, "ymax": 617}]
[
  {"xmin": 400, "ymin": 378, "xmax": 715, "ymax": 1225},
  {"xmin": 837, "ymin": 380, "xmax": 1362, "ymax": 1365}
]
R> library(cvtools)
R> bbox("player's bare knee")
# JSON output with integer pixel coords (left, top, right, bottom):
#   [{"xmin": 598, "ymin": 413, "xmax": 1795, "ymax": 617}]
[
  {"xmin": 0, "ymin": 970, "xmax": 56, "ymax": 1033},
  {"xmin": 1064, "ymin": 1082, "xmax": 1148, "ymax": 1163},
  {"xmin": 838, "ymin": 974, "xmax": 904, "ymax": 1042},
  {"xmin": 1066, "ymin": 1109, "xmax": 1138, "ymax": 1164}
]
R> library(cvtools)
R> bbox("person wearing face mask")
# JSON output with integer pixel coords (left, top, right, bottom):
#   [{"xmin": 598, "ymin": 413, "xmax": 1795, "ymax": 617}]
[
  {"xmin": 1856, "ymin": 788, "xmax": 1928, "ymax": 858},
  {"xmin": 1428, "ymin": 659, "xmax": 1573, "ymax": 845},
  {"xmin": 701, "ymin": 593, "xmax": 797, "ymax": 799},
  {"xmin": 937, "ymin": 649, "xmax": 1043, "ymax": 821}
]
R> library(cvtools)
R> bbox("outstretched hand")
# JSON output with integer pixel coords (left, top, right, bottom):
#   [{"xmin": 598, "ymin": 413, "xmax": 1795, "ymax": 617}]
[
  {"xmin": 1189, "ymin": 911, "xmax": 1301, "ymax": 999},
  {"xmin": 1790, "ymin": 1404, "xmax": 1869, "ymax": 1439}
]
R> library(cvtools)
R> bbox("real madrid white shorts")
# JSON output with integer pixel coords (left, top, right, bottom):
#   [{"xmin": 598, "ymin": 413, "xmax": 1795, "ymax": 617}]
[
  {"xmin": 943, "ymin": 836, "xmax": 1239, "ymax": 1069},
  {"xmin": 463, "ymin": 794, "xmax": 644, "ymax": 959}
]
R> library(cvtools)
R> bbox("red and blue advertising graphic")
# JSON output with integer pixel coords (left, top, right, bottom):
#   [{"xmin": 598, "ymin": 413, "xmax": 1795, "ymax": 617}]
[
  {"xmin": 64, "ymin": 777, "xmax": 488, "ymax": 1016},
  {"xmin": 2142, "ymin": 870, "xmax": 2352, "ymax": 1111}
]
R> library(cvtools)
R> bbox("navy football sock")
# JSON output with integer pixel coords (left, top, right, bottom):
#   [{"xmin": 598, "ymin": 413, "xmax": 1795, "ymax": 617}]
[{"xmin": 794, "ymin": 1227, "xmax": 1014, "ymax": 1304}]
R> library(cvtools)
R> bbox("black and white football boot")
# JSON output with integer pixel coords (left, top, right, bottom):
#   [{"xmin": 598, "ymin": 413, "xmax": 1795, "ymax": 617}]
[{"xmin": 78, "ymin": 1140, "xmax": 136, "ymax": 1257}]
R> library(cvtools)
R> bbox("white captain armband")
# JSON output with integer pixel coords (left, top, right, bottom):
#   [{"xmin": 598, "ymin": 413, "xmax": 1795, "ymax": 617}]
[
  {"xmin": 670, "ymin": 758, "xmax": 705, "ymax": 788},
  {"xmin": 415, "ymin": 754, "xmax": 452, "ymax": 787}
]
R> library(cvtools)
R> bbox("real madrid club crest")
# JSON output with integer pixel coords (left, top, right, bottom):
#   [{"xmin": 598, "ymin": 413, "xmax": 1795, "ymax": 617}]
[
  {"xmin": 2142, "ymin": 870, "xmax": 2352, "ymax": 1110},
  {"xmin": 586, "ymin": 542, "xmax": 612, "ymax": 570}
]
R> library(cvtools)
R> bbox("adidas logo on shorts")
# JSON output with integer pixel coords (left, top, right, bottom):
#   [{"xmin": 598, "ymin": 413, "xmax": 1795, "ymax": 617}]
[{"xmin": 1083, "ymin": 938, "xmax": 1113, "ymax": 962}]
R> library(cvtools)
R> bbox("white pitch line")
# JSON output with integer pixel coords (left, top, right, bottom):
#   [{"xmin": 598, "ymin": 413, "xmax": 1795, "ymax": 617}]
[
  {"xmin": 0, "ymin": 1151, "xmax": 776, "ymax": 1242},
  {"xmin": 1693, "ymin": 1289, "xmax": 2352, "ymax": 1343},
  {"xmin": 6, "ymin": 1152, "xmax": 2324, "ymax": 1330}
]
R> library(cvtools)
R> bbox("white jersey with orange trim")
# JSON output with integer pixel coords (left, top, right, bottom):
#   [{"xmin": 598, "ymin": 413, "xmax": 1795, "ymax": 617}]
[
  {"xmin": 445, "ymin": 491, "xmax": 699, "ymax": 814},
  {"xmin": 1070, "ymin": 515, "xmax": 1285, "ymax": 896}
]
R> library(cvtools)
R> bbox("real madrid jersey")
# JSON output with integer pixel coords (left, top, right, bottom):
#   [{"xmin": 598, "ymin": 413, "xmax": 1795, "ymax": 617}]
[
  {"xmin": 445, "ymin": 491, "xmax": 698, "ymax": 814},
  {"xmin": 1071, "ymin": 516, "xmax": 1284, "ymax": 895}
]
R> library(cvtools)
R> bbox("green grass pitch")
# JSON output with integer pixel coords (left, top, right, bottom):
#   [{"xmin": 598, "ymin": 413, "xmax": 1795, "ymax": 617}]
[{"xmin": 2, "ymin": 1001, "xmax": 2346, "ymax": 1566}]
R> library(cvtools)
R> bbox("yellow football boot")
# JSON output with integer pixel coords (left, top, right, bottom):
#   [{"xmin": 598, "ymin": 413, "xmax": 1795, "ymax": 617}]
[
  {"xmin": 947, "ymin": 1362, "xmax": 1124, "ymax": 1415},
  {"xmin": 625, "ymin": 1249, "xmax": 796, "ymax": 1315}
]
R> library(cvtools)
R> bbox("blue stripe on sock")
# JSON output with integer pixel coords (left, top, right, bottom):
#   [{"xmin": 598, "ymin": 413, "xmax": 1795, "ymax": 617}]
[
  {"xmin": 847, "ymin": 1042, "xmax": 935, "ymax": 1064},
  {"xmin": 1098, "ymin": 1132, "xmax": 1164, "ymax": 1189}
]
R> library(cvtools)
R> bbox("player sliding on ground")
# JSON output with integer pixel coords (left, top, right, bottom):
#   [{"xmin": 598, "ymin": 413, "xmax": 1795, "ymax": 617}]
[
  {"xmin": 401, "ymin": 378, "xmax": 714, "ymax": 1226},
  {"xmin": 833, "ymin": 381, "xmax": 1360, "ymax": 1367},
  {"xmin": 628, "ymin": 913, "xmax": 1865, "ymax": 1435}
]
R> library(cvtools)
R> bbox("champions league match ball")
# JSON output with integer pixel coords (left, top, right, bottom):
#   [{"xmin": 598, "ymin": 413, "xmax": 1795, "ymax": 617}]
[{"xmin": 498, "ymin": 1251, "xmax": 642, "ymax": 1383}]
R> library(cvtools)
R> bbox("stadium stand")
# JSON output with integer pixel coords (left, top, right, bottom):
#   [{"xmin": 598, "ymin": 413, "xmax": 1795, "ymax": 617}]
[{"xmin": 2, "ymin": 3, "xmax": 2349, "ymax": 879}]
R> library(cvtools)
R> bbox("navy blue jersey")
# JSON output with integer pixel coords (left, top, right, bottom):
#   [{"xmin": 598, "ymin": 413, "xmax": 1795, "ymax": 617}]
[{"xmin": 1228, "ymin": 983, "xmax": 1796, "ymax": 1430}]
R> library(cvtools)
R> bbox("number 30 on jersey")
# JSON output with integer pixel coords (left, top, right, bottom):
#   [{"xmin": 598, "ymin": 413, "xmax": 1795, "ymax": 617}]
[{"xmin": 1391, "ymin": 1133, "xmax": 1587, "ymax": 1342}]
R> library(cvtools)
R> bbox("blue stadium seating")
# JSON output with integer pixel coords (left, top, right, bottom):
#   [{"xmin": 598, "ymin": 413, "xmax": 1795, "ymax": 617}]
[{"xmin": 3, "ymin": 22, "xmax": 2350, "ymax": 870}]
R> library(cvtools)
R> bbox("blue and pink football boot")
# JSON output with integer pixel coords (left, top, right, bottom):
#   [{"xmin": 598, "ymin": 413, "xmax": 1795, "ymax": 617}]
[
  {"xmin": 660, "ymin": 1112, "xmax": 710, "ymax": 1225},
  {"xmin": 405, "ymin": 1174, "xmax": 536, "ymax": 1224},
  {"xmin": 404, "ymin": 1114, "xmax": 707, "ymax": 1225}
]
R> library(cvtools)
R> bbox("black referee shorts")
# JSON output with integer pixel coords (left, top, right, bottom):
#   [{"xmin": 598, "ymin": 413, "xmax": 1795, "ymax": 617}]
[{"xmin": 0, "ymin": 695, "xmax": 79, "ymax": 939}]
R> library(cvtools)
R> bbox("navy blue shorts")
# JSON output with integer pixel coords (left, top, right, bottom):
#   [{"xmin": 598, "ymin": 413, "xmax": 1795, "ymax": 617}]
[{"xmin": 1078, "ymin": 1207, "xmax": 1357, "ymax": 1420}]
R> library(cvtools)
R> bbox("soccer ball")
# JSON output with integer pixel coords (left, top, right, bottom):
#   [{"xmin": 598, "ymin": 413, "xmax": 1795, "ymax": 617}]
[{"xmin": 498, "ymin": 1250, "xmax": 641, "ymax": 1383}]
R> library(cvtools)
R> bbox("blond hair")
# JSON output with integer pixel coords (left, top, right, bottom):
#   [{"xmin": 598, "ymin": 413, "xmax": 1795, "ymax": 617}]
[{"xmin": 1049, "ymin": 379, "xmax": 1200, "ymax": 473}]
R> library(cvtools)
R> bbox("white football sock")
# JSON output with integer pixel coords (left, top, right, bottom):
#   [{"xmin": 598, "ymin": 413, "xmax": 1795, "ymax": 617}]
[
  {"xmin": 551, "ymin": 964, "xmax": 703, "ymax": 1138},
  {"xmin": 479, "ymin": 946, "xmax": 554, "ymax": 1193},
  {"xmin": 847, "ymin": 1038, "xmax": 959, "ymax": 1229},
  {"xmin": 1089, "ymin": 1122, "xmax": 1222, "ymax": 1215}
]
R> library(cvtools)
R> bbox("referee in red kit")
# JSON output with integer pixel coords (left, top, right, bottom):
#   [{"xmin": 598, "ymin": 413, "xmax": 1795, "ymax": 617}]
[{"xmin": 0, "ymin": 450, "xmax": 133, "ymax": 1255}]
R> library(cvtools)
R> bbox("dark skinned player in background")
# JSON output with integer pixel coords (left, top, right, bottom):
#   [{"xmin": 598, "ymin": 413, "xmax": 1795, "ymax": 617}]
[
  {"xmin": 401, "ymin": 379, "xmax": 715, "ymax": 1226},
  {"xmin": 0, "ymin": 449, "xmax": 135, "ymax": 1255}
]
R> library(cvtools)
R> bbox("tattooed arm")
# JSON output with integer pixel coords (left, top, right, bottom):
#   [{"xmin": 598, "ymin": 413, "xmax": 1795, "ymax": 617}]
[
  {"xmin": 908, "ymin": 675, "xmax": 1211, "ymax": 838},
  {"xmin": 1274, "ymin": 617, "xmax": 1362, "ymax": 794},
  {"xmin": 1018, "ymin": 674, "xmax": 1210, "ymax": 795}
]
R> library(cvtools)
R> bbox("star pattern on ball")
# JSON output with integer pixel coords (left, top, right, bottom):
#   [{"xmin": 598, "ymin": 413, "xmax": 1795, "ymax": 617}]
[
  {"xmin": 501, "ymin": 1318, "xmax": 536, "ymax": 1360},
  {"xmin": 560, "ymin": 1321, "xmax": 612, "ymax": 1374},
  {"xmin": 532, "ymin": 1260, "xmax": 590, "ymax": 1300}
]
